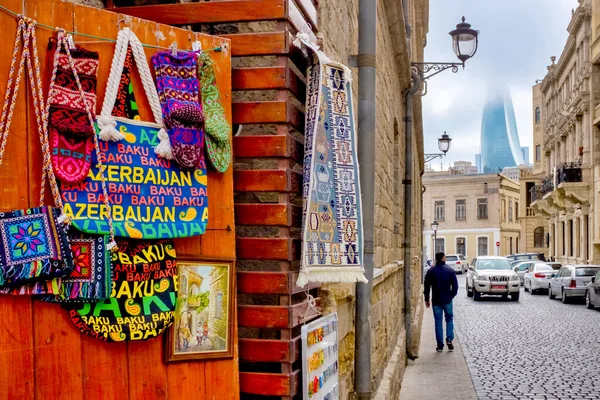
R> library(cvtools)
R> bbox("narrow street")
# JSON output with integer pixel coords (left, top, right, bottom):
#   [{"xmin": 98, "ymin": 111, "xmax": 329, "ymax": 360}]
[{"xmin": 403, "ymin": 275, "xmax": 600, "ymax": 400}]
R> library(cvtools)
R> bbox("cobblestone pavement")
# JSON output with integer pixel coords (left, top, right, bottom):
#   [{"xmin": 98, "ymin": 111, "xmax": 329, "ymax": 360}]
[{"xmin": 454, "ymin": 275, "xmax": 600, "ymax": 400}]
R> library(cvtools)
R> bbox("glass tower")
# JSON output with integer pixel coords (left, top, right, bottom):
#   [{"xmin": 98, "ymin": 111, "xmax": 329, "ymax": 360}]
[{"xmin": 480, "ymin": 87, "xmax": 524, "ymax": 173}]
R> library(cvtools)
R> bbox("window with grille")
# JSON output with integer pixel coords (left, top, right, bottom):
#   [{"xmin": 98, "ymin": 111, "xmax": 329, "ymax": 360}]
[
  {"xmin": 478, "ymin": 237, "xmax": 488, "ymax": 256},
  {"xmin": 509, "ymin": 200, "xmax": 513, "ymax": 222},
  {"xmin": 456, "ymin": 237, "xmax": 466, "ymax": 256},
  {"xmin": 456, "ymin": 199, "xmax": 466, "ymax": 221},
  {"xmin": 434, "ymin": 201, "xmax": 445, "ymax": 221},
  {"xmin": 477, "ymin": 199, "xmax": 488, "ymax": 219},
  {"xmin": 435, "ymin": 238, "xmax": 445, "ymax": 253},
  {"xmin": 534, "ymin": 227, "xmax": 544, "ymax": 248}
]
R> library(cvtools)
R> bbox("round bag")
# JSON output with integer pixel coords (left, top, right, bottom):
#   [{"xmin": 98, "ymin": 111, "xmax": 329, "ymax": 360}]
[{"xmin": 66, "ymin": 239, "xmax": 178, "ymax": 341}]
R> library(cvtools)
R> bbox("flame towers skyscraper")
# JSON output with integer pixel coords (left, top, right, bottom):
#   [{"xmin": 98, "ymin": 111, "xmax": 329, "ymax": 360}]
[{"xmin": 480, "ymin": 86, "xmax": 524, "ymax": 173}]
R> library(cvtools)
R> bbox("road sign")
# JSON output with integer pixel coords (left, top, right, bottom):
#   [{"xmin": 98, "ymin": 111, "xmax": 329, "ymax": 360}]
[{"xmin": 496, "ymin": 241, "xmax": 500, "ymax": 247}]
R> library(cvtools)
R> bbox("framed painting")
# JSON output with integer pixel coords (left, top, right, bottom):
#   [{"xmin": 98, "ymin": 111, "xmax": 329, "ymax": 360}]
[{"xmin": 165, "ymin": 259, "xmax": 235, "ymax": 362}]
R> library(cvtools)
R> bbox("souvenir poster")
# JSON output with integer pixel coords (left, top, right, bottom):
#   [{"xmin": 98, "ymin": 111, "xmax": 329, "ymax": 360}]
[
  {"xmin": 61, "ymin": 118, "xmax": 209, "ymax": 239},
  {"xmin": 301, "ymin": 313, "xmax": 339, "ymax": 400},
  {"xmin": 66, "ymin": 239, "xmax": 178, "ymax": 341},
  {"xmin": 165, "ymin": 260, "xmax": 234, "ymax": 362}
]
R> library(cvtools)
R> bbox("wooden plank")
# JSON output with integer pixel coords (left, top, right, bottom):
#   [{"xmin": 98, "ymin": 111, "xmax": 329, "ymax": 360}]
[
  {"xmin": 234, "ymin": 170, "xmax": 289, "ymax": 192},
  {"xmin": 288, "ymin": 0, "xmax": 317, "ymax": 43},
  {"xmin": 0, "ymin": 1, "xmax": 34, "ymax": 399},
  {"xmin": 221, "ymin": 32, "xmax": 288, "ymax": 56},
  {"xmin": 233, "ymin": 135, "xmax": 287, "ymax": 158},
  {"xmin": 232, "ymin": 66, "xmax": 286, "ymax": 91},
  {"xmin": 237, "ymin": 271, "xmax": 290, "ymax": 294},
  {"xmin": 112, "ymin": 0, "xmax": 287, "ymax": 25},
  {"xmin": 295, "ymin": 0, "xmax": 319, "ymax": 30},
  {"xmin": 238, "ymin": 305, "xmax": 290, "ymax": 328},
  {"xmin": 166, "ymin": 356, "xmax": 206, "ymax": 399},
  {"xmin": 233, "ymin": 101, "xmax": 286, "ymax": 124},
  {"xmin": 287, "ymin": 66, "xmax": 307, "ymax": 102},
  {"xmin": 236, "ymin": 237, "xmax": 293, "ymax": 260},
  {"xmin": 71, "ymin": 6, "xmax": 130, "ymax": 399},
  {"xmin": 235, "ymin": 204, "xmax": 290, "ymax": 226},
  {"xmin": 291, "ymin": 298, "xmax": 322, "ymax": 326},
  {"xmin": 239, "ymin": 370, "xmax": 299, "ymax": 396},
  {"xmin": 239, "ymin": 337, "xmax": 300, "ymax": 363}
]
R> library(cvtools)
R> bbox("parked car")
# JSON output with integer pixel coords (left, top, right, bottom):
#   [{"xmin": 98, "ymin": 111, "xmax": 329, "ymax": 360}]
[
  {"xmin": 523, "ymin": 263, "xmax": 555, "ymax": 294},
  {"xmin": 466, "ymin": 256, "xmax": 520, "ymax": 301},
  {"xmin": 507, "ymin": 253, "xmax": 545, "ymax": 267},
  {"xmin": 445, "ymin": 254, "xmax": 469, "ymax": 274},
  {"xmin": 548, "ymin": 265, "xmax": 600, "ymax": 304},
  {"xmin": 513, "ymin": 261, "xmax": 536, "ymax": 285},
  {"xmin": 585, "ymin": 269, "xmax": 600, "ymax": 309}
]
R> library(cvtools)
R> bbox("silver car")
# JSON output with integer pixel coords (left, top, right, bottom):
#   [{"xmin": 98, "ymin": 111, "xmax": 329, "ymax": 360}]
[
  {"xmin": 466, "ymin": 256, "xmax": 521, "ymax": 301},
  {"xmin": 523, "ymin": 263, "xmax": 555, "ymax": 294},
  {"xmin": 445, "ymin": 254, "xmax": 469, "ymax": 274},
  {"xmin": 513, "ymin": 261, "xmax": 536, "ymax": 285},
  {"xmin": 548, "ymin": 265, "xmax": 600, "ymax": 304}
]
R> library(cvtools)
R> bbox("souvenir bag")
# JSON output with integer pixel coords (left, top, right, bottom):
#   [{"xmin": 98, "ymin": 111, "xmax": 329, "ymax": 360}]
[
  {"xmin": 1, "ymin": 29, "xmax": 115, "ymax": 299},
  {"xmin": 0, "ymin": 18, "xmax": 73, "ymax": 290},
  {"xmin": 65, "ymin": 239, "xmax": 178, "ymax": 342},
  {"xmin": 61, "ymin": 28, "xmax": 209, "ymax": 240}
]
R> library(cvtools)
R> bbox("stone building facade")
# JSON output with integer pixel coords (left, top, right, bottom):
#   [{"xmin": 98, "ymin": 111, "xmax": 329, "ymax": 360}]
[
  {"xmin": 318, "ymin": 0, "xmax": 429, "ymax": 398},
  {"xmin": 530, "ymin": 0, "xmax": 599, "ymax": 264},
  {"xmin": 423, "ymin": 172, "xmax": 521, "ymax": 262}
]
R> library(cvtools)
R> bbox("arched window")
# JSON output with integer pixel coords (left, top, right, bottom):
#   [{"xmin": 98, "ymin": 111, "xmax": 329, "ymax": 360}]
[
  {"xmin": 534, "ymin": 227, "xmax": 544, "ymax": 248},
  {"xmin": 535, "ymin": 107, "xmax": 541, "ymax": 124}
]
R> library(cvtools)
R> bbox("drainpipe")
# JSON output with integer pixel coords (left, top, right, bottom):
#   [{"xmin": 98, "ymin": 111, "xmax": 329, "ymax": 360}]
[
  {"xmin": 404, "ymin": 70, "xmax": 421, "ymax": 361},
  {"xmin": 353, "ymin": 0, "xmax": 376, "ymax": 398},
  {"xmin": 403, "ymin": 0, "xmax": 420, "ymax": 361}
]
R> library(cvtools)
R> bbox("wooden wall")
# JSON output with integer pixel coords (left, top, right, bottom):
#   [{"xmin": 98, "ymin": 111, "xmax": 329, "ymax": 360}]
[{"xmin": 0, "ymin": 1, "xmax": 238, "ymax": 398}]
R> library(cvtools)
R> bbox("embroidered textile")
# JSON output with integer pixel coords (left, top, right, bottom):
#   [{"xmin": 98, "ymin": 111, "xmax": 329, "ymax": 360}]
[
  {"xmin": 48, "ymin": 43, "xmax": 99, "ymax": 183},
  {"xmin": 295, "ymin": 38, "xmax": 366, "ymax": 286},
  {"xmin": 60, "ymin": 117, "xmax": 209, "ymax": 239},
  {"xmin": 198, "ymin": 53, "xmax": 231, "ymax": 172},
  {"xmin": 65, "ymin": 239, "xmax": 178, "ymax": 342},
  {"xmin": 152, "ymin": 51, "xmax": 205, "ymax": 169},
  {"xmin": 0, "ymin": 207, "xmax": 72, "ymax": 289},
  {"xmin": 111, "ymin": 45, "xmax": 140, "ymax": 120}
]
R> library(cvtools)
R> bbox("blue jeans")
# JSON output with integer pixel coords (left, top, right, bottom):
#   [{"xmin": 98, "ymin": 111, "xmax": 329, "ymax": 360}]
[{"xmin": 432, "ymin": 301, "xmax": 454, "ymax": 348}]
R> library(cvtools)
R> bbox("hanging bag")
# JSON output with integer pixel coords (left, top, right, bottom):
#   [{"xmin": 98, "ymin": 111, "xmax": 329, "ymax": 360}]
[
  {"xmin": 0, "ymin": 18, "xmax": 73, "ymax": 290},
  {"xmin": 65, "ymin": 238, "xmax": 178, "ymax": 342},
  {"xmin": 61, "ymin": 28, "xmax": 209, "ymax": 239}
]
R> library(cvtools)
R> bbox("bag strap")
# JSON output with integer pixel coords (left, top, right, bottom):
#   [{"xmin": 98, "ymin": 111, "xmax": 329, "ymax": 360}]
[
  {"xmin": 98, "ymin": 28, "xmax": 164, "ymax": 141},
  {"xmin": 0, "ymin": 18, "xmax": 28, "ymax": 168},
  {"xmin": 44, "ymin": 29, "xmax": 117, "ymax": 250}
]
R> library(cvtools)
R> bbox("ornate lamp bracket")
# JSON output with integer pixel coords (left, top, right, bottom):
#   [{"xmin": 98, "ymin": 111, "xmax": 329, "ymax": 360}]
[
  {"xmin": 424, "ymin": 153, "xmax": 446, "ymax": 163},
  {"xmin": 411, "ymin": 61, "xmax": 463, "ymax": 81}
]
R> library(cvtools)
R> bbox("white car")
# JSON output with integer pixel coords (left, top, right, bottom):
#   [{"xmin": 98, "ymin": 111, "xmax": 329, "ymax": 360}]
[
  {"xmin": 445, "ymin": 254, "xmax": 469, "ymax": 274},
  {"xmin": 466, "ymin": 256, "xmax": 520, "ymax": 301},
  {"xmin": 523, "ymin": 263, "xmax": 555, "ymax": 294}
]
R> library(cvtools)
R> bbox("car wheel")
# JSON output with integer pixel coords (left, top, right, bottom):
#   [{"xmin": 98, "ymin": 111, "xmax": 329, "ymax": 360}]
[
  {"xmin": 524, "ymin": 281, "xmax": 529, "ymax": 292},
  {"xmin": 502, "ymin": 293, "xmax": 508, "ymax": 301},
  {"xmin": 586, "ymin": 291, "xmax": 595, "ymax": 310},
  {"xmin": 561, "ymin": 289, "xmax": 569, "ymax": 304},
  {"xmin": 473, "ymin": 288, "xmax": 481, "ymax": 301},
  {"xmin": 466, "ymin": 282, "xmax": 473, "ymax": 298},
  {"xmin": 531, "ymin": 285, "xmax": 536, "ymax": 295},
  {"xmin": 548, "ymin": 285, "xmax": 555, "ymax": 299},
  {"xmin": 511, "ymin": 291, "xmax": 520, "ymax": 301}
]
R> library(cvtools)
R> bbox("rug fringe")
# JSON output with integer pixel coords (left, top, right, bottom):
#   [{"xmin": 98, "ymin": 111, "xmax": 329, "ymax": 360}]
[{"xmin": 296, "ymin": 270, "xmax": 368, "ymax": 287}]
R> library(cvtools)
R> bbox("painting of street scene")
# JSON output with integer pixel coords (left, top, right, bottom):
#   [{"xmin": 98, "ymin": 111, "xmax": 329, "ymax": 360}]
[{"xmin": 167, "ymin": 260, "xmax": 233, "ymax": 361}]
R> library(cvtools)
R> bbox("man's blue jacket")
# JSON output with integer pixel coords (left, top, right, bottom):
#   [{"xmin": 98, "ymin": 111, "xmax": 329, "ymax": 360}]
[{"xmin": 424, "ymin": 262, "xmax": 458, "ymax": 306}]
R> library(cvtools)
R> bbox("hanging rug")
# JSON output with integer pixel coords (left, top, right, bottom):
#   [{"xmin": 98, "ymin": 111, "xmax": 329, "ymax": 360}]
[{"xmin": 294, "ymin": 35, "xmax": 366, "ymax": 287}]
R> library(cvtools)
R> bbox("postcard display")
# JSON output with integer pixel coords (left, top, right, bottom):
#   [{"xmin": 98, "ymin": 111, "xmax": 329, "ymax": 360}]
[
  {"xmin": 301, "ymin": 313, "xmax": 340, "ymax": 400},
  {"xmin": 0, "ymin": 13, "xmax": 231, "ymax": 344}
]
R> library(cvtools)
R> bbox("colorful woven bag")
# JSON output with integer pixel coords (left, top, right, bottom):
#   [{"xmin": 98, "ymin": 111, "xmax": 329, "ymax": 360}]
[
  {"xmin": 65, "ymin": 239, "xmax": 178, "ymax": 342},
  {"xmin": 60, "ymin": 28, "xmax": 209, "ymax": 239},
  {"xmin": 0, "ymin": 19, "xmax": 74, "ymax": 290}
]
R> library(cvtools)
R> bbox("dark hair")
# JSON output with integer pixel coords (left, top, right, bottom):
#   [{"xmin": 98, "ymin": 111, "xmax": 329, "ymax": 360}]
[{"xmin": 435, "ymin": 252, "xmax": 445, "ymax": 263}]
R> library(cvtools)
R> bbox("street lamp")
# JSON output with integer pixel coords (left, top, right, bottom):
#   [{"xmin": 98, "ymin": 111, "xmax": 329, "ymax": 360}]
[
  {"xmin": 431, "ymin": 220, "xmax": 439, "ymax": 252},
  {"xmin": 424, "ymin": 131, "xmax": 453, "ymax": 163},
  {"xmin": 411, "ymin": 16, "xmax": 480, "ymax": 82}
]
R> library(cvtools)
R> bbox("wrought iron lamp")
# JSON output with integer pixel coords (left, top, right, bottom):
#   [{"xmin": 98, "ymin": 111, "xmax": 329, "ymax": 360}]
[
  {"xmin": 411, "ymin": 16, "xmax": 479, "ymax": 81},
  {"xmin": 431, "ymin": 220, "xmax": 439, "ymax": 250},
  {"xmin": 424, "ymin": 131, "xmax": 452, "ymax": 163}
]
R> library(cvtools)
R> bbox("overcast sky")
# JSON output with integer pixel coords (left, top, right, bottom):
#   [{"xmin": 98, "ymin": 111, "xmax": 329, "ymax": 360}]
[{"xmin": 423, "ymin": 0, "xmax": 579, "ymax": 170}]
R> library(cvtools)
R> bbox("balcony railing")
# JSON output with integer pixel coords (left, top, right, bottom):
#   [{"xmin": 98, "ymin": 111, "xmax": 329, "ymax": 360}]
[
  {"xmin": 556, "ymin": 161, "xmax": 582, "ymax": 185},
  {"xmin": 526, "ymin": 207, "xmax": 536, "ymax": 217},
  {"xmin": 530, "ymin": 184, "xmax": 543, "ymax": 203},
  {"xmin": 541, "ymin": 175, "xmax": 554, "ymax": 196}
]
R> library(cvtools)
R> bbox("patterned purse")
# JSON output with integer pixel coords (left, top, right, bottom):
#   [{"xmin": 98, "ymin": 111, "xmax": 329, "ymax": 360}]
[{"xmin": 0, "ymin": 19, "xmax": 73, "ymax": 289}]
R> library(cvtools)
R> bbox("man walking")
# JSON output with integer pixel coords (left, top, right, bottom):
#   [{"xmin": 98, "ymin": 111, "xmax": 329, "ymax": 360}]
[{"xmin": 424, "ymin": 251, "xmax": 458, "ymax": 352}]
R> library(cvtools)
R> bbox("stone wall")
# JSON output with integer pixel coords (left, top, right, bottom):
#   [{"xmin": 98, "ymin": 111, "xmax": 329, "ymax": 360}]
[{"xmin": 319, "ymin": 0, "xmax": 428, "ymax": 397}]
